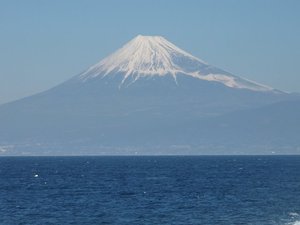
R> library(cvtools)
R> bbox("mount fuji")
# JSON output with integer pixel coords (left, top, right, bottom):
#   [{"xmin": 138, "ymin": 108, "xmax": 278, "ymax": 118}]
[{"xmin": 0, "ymin": 35, "xmax": 299, "ymax": 155}]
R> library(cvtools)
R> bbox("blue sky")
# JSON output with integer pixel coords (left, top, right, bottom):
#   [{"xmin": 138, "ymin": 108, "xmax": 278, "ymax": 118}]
[{"xmin": 0, "ymin": 0, "xmax": 299, "ymax": 104}]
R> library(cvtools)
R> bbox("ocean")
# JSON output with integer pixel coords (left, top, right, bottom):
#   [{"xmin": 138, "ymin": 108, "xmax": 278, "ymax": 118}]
[{"xmin": 0, "ymin": 156, "xmax": 299, "ymax": 225}]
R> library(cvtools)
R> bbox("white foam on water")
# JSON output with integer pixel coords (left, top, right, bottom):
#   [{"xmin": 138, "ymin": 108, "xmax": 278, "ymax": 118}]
[
  {"xmin": 280, "ymin": 212, "xmax": 300, "ymax": 225},
  {"xmin": 290, "ymin": 221, "xmax": 300, "ymax": 225},
  {"xmin": 286, "ymin": 212, "xmax": 300, "ymax": 225}
]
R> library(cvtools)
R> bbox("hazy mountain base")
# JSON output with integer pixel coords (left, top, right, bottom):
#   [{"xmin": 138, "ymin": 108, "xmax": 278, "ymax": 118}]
[{"xmin": 1, "ymin": 99, "xmax": 299, "ymax": 156}]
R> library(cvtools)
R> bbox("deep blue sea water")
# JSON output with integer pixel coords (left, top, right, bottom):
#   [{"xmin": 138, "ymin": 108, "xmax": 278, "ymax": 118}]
[{"xmin": 0, "ymin": 156, "xmax": 300, "ymax": 225}]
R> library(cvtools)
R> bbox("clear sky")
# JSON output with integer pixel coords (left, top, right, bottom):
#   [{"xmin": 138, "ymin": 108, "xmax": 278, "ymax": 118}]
[{"xmin": 0, "ymin": 0, "xmax": 299, "ymax": 104}]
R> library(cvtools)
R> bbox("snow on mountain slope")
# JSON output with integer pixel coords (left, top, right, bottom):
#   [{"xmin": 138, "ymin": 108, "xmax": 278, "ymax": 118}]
[{"xmin": 78, "ymin": 35, "xmax": 274, "ymax": 92}]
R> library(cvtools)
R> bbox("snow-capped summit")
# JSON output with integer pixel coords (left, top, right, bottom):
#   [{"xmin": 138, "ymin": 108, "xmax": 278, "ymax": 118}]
[
  {"xmin": 79, "ymin": 35, "xmax": 205, "ymax": 78},
  {"xmin": 78, "ymin": 35, "xmax": 273, "ymax": 92}
]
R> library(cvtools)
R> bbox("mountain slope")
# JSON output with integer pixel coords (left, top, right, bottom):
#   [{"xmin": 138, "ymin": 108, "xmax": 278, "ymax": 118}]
[{"xmin": 182, "ymin": 100, "xmax": 300, "ymax": 154}]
